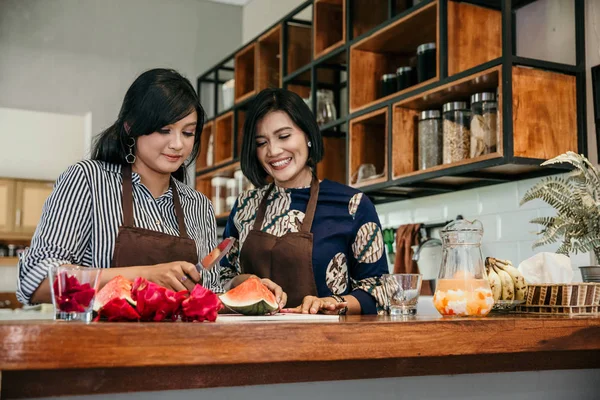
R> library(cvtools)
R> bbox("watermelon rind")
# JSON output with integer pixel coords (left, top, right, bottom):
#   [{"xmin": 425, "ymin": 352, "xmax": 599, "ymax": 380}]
[{"xmin": 219, "ymin": 296, "xmax": 278, "ymax": 316}]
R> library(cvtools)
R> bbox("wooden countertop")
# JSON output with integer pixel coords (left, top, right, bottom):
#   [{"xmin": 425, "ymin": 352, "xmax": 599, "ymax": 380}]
[{"xmin": 1, "ymin": 314, "xmax": 599, "ymax": 398}]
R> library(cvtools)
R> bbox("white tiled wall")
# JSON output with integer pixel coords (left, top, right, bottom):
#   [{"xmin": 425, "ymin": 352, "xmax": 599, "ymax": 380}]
[
  {"xmin": 375, "ymin": 176, "xmax": 593, "ymax": 281},
  {"xmin": 0, "ymin": 263, "xmax": 18, "ymax": 292}
]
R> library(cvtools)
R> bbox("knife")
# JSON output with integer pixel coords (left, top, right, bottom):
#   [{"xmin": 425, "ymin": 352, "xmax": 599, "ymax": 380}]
[{"xmin": 196, "ymin": 237, "xmax": 234, "ymax": 272}]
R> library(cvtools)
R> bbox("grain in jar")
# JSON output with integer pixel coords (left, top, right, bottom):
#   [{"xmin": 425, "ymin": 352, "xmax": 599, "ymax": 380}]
[
  {"xmin": 418, "ymin": 110, "xmax": 443, "ymax": 170},
  {"xmin": 470, "ymin": 92, "xmax": 498, "ymax": 158},
  {"xmin": 442, "ymin": 101, "xmax": 471, "ymax": 164}
]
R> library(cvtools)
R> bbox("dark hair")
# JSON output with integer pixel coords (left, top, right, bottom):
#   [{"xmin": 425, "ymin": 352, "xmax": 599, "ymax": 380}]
[
  {"xmin": 241, "ymin": 88, "xmax": 324, "ymax": 187},
  {"xmin": 92, "ymin": 68, "xmax": 205, "ymax": 183}
]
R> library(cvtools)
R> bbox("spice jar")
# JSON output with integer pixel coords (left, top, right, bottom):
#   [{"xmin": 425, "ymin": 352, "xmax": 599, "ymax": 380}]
[
  {"xmin": 470, "ymin": 92, "xmax": 498, "ymax": 158},
  {"xmin": 417, "ymin": 42, "xmax": 436, "ymax": 83},
  {"xmin": 396, "ymin": 66, "xmax": 415, "ymax": 91},
  {"xmin": 443, "ymin": 101, "xmax": 471, "ymax": 164},
  {"xmin": 418, "ymin": 110, "xmax": 443, "ymax": 170},
  {"xmin": 211, "ymin": 177, "xmax": 228, "ymax": 215},
  {"xmin": 380, "ymin": 74, "xmax": 397, "ymax": 98}
]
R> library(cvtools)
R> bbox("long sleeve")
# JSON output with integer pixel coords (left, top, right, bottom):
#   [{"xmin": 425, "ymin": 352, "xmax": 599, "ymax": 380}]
[
  {"xmin": 17, "ymin": 163, "xmax": 93, "ymax": 305},
  {"xmin": 219, "ymin": 199, "xmax": 241, "ymax": 286},
  {"xmin": 347, "ymin": 194, "xmax": 389, "ymax": 314},
  {"xmin": 198, "ymin": 197, "xmax": 222, "ymax": 293}
]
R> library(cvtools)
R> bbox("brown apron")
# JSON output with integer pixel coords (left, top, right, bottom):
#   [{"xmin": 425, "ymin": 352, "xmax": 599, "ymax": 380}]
[
  {"xmin": 239, "ymin": 177, "xmax": 319, "ymax": 308},
  {"xmin": 111, "ymin": 164, "xmax": 198, "ymax": 267}
]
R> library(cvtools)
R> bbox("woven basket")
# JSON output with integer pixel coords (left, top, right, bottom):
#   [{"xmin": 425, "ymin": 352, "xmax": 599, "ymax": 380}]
[{"xmin": 515, "ymin": 283, "xmax": 600, "ymax": 315}]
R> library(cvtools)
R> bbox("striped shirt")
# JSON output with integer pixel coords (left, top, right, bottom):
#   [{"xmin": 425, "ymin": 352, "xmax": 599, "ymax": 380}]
[{"xmin": 17, "ymin": 160, "xmax": 219, "ymax": 305}]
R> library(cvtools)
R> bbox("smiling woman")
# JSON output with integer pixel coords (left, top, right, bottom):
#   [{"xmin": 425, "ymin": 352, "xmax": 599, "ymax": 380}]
[
  {"xmin": 17, "ymin": 69, "xmax": 220, "ymax": 306},
  {"xmin": 219, "ymin": 88, "xmax": 388, "ymax": 316}
]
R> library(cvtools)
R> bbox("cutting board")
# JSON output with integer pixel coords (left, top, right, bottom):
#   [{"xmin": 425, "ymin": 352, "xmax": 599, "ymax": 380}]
[{"xmin": 216, "ymin": 313, "xmax": 340, "ymax": 323}]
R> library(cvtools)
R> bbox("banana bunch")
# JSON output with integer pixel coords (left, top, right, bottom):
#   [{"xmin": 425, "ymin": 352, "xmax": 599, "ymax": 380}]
[{"xmin": 484, "ymin": 257, "xmax": 527, "ymax": 302}]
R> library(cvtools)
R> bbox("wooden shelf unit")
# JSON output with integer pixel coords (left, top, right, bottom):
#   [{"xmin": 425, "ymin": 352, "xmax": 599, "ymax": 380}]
[
  {"xmin": 196, "ymin": 0, "xmax": 587, "ymax": 205},
  {"xmin": 195, "ymin": 161, "xmax": 241, "ymax": 201},
  {"xmin": 349, "ymin": 108, "xmax": 388, "ymax": 188},
  {"xmin": 234, "ymin": 44, "xmax": 257, "ymax": 104},
  {"xmin": 257, "ymin": 25, "xmax": 282, "ymax": 91},
  {"xmin": 314, "ymin": 0, "xmax": 346, "ymax": 59}
]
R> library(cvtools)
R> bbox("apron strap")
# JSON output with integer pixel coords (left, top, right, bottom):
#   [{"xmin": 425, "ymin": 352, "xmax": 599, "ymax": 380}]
[
  {"xmin": 252, "ymin": 177, "xmax": 320, "ymax": 233},
  {"xmin": 170, "ymin": 179, "xmax": 190, "ymax": 239},
  {"xmin": 300, "ymin": 176, "xmax": 319, "ymax": 233},
  {"xmin": 122, "ymin": 164, "xmax": 135, "ymax": 227},
  {"xmin": 252, "ymin": 184, "xmax": 276, "ymax": 231},
  {"xmin": 121, "ymin": 164, "xmax": 190, "ymax": 239}
]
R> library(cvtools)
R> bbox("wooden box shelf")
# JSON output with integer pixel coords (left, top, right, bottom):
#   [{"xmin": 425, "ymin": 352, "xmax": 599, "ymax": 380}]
[
  {"xmin": 349, "ymin": 1, "xmax": 438, "ymax": 113},
  {"xmin": 234, "ymin": 44, "xmax": 257, "ymax": 103},
  {"xmin": 195, "ymin": 122, "xmax": 214, "ymax": 172},
  {"xmin": 391, "ymin": 65, "xmax": 578, "ymax": 181},
  {"xmin": 257, "ymin": 25, "xmax": 282, "ymax": 91},
  {"xmin": 349, "ymin": 108, "xmax": 388, "ymax": 188},
  {"xmin": 235, "ymin": 109, "xmax": 246, "ymax": 159},
  {"xmin": 447, "ymin": 1, "xmax": 501, "ymax": 76},
  {"xmin": 392, "ymin": 66, "xmax": 502, "ymax": 179},
  {"xmin": 314, "ymin": 0, "xmax": 346, "ymax": 59},
  {"xmin": 351, "ymin": 0, "xmax": 387, "ymax": 39},
  {"xmin": 317, "ymin": 125, "xmax": 347, "ymax": 184},
  {"xmin": 287, "ymin": 23, "xmax": 312, "ymax": 75},
  {"xmin": 215, "ymin": 112, "xmax": 234, "ymax": 165}
]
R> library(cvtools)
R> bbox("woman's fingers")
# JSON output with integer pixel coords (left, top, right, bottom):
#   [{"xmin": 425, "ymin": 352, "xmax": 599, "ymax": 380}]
[
  {"xmin": 260, "ymin": 278, "xmax": 286, "ymax": 306},
  {"xmin": 180, "ymin": 262, "xmax": 202, "ymax": 283}
]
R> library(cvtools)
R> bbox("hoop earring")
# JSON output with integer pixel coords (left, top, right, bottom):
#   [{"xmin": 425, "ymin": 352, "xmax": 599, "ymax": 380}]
[{"xmin": 125, "ymin": 137, "xmax": 136, "ymax": 164}]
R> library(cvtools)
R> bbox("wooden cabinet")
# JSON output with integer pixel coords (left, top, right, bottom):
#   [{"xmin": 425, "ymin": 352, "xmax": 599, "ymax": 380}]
[
  {"xmin": 0, "ymin": 178, "xmax": 53, "ymax": 240},
  {"xmin": 0, "ymin": 179, "xmax": 16, "ymax": 233}
]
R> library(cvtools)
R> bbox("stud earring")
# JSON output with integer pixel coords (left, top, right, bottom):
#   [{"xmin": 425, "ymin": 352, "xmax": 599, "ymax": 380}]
[{"xmin": 307, "ymin": 141, "xmax": 312, "ymax": 148}]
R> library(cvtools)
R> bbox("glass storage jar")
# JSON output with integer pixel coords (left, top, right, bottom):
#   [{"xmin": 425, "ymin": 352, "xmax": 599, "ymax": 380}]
[
  {"xmin": 470, "ymin": 92, "xmax": 498, "ymax": 158},
  {"xmin": 316, "ymin": 89, "xmax": 337, "ymax": 126},
  {"xmin": 417, "ymin": 110, "xmax": 443, "ymax": 170},
  {"xmin": 433, "ymin": 219, "xmax": 493, "ymax": 317},
  {"xmin": 380, "ymin": 74, "xmax": 397, "ymax": 98},
  {"xmin": 442, "ymin": 101, "xmax": 471, "ymax": 164},
  {"xmin": 417, "ymin": 42, "xmax": 436, "ymax": 83},
  {"xmin": 211, "ymin": 177, "xmax": 228, "ymax": 215},
  {"xmin": 396, "ymin": 66, "xmax": 415, "ymax": 91}
]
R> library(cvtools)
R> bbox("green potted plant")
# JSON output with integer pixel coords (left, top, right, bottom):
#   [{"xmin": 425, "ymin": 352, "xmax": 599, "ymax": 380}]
[{"xmin": 520, "ymin": 151, "xmax": 600, "ymax": 282}]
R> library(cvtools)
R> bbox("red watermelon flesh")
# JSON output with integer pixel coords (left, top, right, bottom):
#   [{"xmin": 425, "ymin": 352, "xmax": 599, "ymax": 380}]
[
  {"xmin": 219, "ymin": 277, "xmax": 278, "ymax": 315},
  {"xmin": 93, "ymin": 275, "xmax": 135, "ymax": 312}
]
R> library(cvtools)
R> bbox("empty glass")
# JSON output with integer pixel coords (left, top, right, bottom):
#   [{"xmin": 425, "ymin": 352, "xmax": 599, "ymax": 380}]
[
  {"xmin": 383, "ymin": 273, "xmax": 423, "ymax": 316},
  {"xmin": 48, "ymin": 265, "xmax": 102, "ymax": 323}
]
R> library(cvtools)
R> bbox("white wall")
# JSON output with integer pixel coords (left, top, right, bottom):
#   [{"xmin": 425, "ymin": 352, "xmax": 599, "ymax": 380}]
[
  {"xmin": 0, "ymin": 107, "xmax": 88, "ymax": 180},
  {"xmin": 0, "ymin": 0, "xmax": 243, "ymax": 144},
  {"xmin": 243, "ymin": 0, "xmax": 305, "ymax": 43}
]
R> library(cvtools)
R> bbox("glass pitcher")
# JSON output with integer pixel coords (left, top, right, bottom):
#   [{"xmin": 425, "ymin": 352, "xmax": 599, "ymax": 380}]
[{"xmin": 432, "ymin": 219, "xmax": 493, "ymax": 317}]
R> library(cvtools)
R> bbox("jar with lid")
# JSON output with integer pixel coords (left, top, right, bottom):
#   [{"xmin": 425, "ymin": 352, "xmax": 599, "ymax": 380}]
[
  {"xmin": 211, "ymin": 177, "xmax": 228, "ymax": 215},
  {"xmin": 396, "ymin": 66, "xmax": 415, "ymax": 91},
  {"xmin": 226, "ymin": 178, "xmax": 238, "ymax": 199},
  {"xmin": 316, "ymin": 89, "xmax": 337, "ymax": 126},
  {"xmin": 470, "ymin": 92, "xmax": 498, "ymax": 158},
  {"xmin": 442, "ymin": 101, "xmax": 471, "ymax": 164},
  {"xmin": 380, "ymin": 74, "xmax": 397, "ymax": 98},
  {"xmin": 433, "ymin": 219, "xmax": 494, "ymax": 317},
  {"xmin": 418, "ymin": 110, "xmax": 443, "ymax": 170},
  {"xmin": 416, "ymin": 42, "xmax": 436, "ymax": 83}
]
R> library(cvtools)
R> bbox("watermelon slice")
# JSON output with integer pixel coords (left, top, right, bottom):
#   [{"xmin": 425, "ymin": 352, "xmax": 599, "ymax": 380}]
[
  {"xmin": 219, "ymin": 276, "xmax": 278, "ymax": 315},
  {"xmin": 93, "ymin": 275, "xmax": 135, "ymax": 312},
  {"xmin": 199, "ymin": 238, "xmax": 234, "ymax": 270}
]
